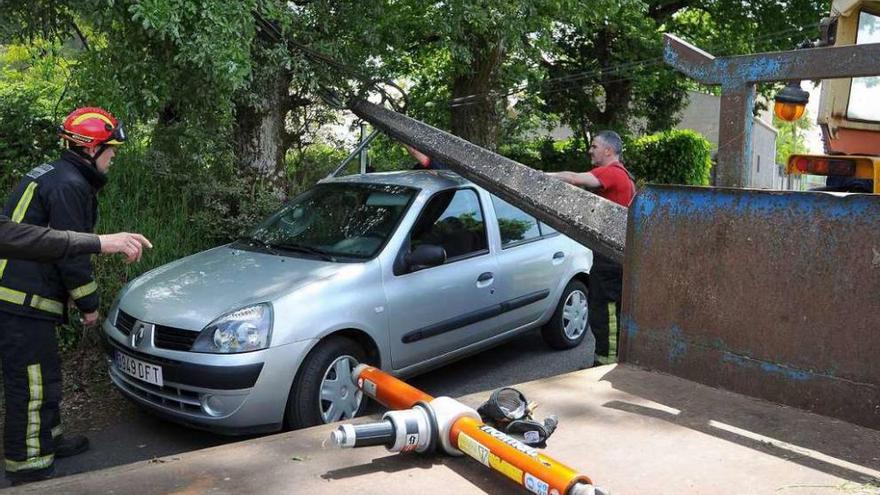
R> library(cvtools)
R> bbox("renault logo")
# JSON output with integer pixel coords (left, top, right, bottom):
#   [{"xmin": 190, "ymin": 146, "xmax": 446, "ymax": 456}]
[{"xmin": 131, "ymin": 322, "xmax": 147, "ymax": 348}]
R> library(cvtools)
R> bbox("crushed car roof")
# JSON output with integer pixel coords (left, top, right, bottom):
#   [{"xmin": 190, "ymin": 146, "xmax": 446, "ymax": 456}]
[{"xmin": 320, "ymin": 170, "xmax": 473, "ymax": 194}]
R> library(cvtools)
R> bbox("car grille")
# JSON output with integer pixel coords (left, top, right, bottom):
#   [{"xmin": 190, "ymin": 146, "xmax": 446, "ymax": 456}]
[
  {"xmin": 115, "ymin": 310, "xmax": 136, "ymax": 336},
  {"xmin": 114, "ymin": 311, "xmax": 198, "ymax": 351},
  {"xmin": 155, "ymin": 325, "xmax": 199, "ymax": 351},
  {"xmin": 109, "ymin": 366, "xmax": 204, "ymax": 415}
]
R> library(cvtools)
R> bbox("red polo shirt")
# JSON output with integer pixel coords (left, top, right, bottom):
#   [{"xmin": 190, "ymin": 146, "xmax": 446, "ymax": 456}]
[{"xmin": 591, "ymin": 161, "xmax": 636, "ymax": 207}]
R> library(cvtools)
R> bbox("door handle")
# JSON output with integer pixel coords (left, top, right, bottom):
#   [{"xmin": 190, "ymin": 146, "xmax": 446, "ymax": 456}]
[
  {"xmin": 553, "ymin": 251, "xmax": 565, "ymax": 260},
  {"xmin": 477, "ymin": 272, "xmax": 494, "ymax": 282}
]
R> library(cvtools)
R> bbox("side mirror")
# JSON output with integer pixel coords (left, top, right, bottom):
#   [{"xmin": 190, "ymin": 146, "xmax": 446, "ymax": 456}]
[{"xmin": 406, "ymin": 244, "xmax": 446, "ymax": 269}]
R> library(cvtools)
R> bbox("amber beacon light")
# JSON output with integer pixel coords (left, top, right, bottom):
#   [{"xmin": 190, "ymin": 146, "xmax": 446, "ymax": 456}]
[{"xmin": 773, "ymin": 81, "xmax": 810, "ymax": 121}]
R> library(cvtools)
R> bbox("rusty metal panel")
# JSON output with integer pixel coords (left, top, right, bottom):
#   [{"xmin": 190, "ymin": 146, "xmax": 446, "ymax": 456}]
[
  {"xmin": 664, "ymin": 34, "xmax": 880, "ymax": 85},
  {"xmin": 620, "ymin": 185, "xmax": 880, "ymax": 430},
  {"xmin": 350, "ymin": 99, "xmax": 628, "ymax": 262}
]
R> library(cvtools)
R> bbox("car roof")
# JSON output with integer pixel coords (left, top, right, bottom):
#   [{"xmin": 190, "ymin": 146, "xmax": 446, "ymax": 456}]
[{"xmin": 319, "ymin": 170, "xmax": 474, "ymax": 195}]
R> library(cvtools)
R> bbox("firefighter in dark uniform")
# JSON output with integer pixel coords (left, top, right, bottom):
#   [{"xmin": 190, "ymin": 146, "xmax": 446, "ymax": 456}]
[{"xmin": 0, "ymin": 107, "xmax": 126, "ymax": 484}]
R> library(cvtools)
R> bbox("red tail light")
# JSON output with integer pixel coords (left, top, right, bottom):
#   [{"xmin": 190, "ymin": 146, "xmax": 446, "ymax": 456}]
[{"xmin": 788, "ymin": 155, "xmax": 858, "ymax": 177}]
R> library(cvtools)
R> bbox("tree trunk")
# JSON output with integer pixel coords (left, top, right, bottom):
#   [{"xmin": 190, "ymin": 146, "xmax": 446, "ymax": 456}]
[
  {"xmin": 450, "ymin": 41, "xmax": 506, "ymax": 150},
  {"xmin": 233, "ymin": 64, "xmax": 293, "ymax": 198}
]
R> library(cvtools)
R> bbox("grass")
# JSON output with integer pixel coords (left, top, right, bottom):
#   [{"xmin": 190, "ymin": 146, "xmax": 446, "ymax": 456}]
[{"xmin": 60, "ymin": 148, "xmax": 217, "ymax": 349}]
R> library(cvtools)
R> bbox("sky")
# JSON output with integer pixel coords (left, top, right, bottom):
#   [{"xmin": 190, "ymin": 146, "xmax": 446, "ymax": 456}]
[{"xmin": 804, "ymin": 81, "xmax": 824, "ymax": 154}]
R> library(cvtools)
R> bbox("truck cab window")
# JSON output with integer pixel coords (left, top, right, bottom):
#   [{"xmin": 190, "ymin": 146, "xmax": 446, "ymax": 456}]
[{"xmin": 847, "ymin": 10, "xmax": 880, "ymax": 121}]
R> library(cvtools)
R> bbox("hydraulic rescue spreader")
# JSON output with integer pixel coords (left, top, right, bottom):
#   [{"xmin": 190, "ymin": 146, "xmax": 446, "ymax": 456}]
[{"xmin": 331, "ymin": 365, "xmax": 607, "ymax": 495}]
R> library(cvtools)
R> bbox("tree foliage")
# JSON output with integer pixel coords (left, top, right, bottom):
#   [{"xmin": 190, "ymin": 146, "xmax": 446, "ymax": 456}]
[
  {"xmin": 773, "ymin": 110, "xmax": 815, "ymax": 165},
  {"xmin": 376, "ymin": 0, "xmax": 607, "ymax": 149}
]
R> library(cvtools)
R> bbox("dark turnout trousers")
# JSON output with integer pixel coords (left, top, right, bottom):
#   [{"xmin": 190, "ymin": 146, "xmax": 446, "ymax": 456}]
[
  {"xmin": 0, "ymin": 311, "xmax": 62, "ymax": 479},
  {"xmin": 588, "ymin": 253, "xmax": 623, "ymax": 357}
]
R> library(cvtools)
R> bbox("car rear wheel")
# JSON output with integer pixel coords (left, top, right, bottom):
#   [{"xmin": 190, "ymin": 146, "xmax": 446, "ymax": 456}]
[
  {"xmin": 286, "ymin": 336, "xmax": 367, "ymax": 429},
  {"xmin": 541, "ymin": 279, "xmax": 589, "ymax": 350}
]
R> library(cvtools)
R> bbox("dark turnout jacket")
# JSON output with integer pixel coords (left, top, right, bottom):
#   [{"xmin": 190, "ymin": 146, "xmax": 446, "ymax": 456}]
[
  {"xmin": 0, "ymin": 151, "xmax": 106, "ymax": 321},
  {"xmin": 0, "ymin": 215, "xmax": 100, "ymax": 261}
]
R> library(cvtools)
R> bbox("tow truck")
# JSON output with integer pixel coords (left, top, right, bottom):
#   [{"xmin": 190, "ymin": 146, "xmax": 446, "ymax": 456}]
[{"xmin": 775, "ymin": 0, "xmax": 880, "ymax": 193}]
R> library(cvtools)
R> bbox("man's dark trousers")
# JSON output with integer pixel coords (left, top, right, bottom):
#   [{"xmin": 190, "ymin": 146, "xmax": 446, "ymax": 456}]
[
  {"xmin": 0, "ymin": 311, "xmax": 62, "ymax": 480},
  {"xmin": 588, "ymin": 253, "xmax": 623, "ymax": 357}
]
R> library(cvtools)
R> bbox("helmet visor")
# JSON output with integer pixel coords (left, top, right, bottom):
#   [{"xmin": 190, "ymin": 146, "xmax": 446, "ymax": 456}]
[{"xmin": 106, "ymin": 120, "xmax": 127, "ymax": 145}]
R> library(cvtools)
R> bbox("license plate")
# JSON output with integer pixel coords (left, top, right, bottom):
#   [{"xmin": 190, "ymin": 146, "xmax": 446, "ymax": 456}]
[{"xmin": 115, "ymin": 351, "xmax": 164, "ymax": 387}]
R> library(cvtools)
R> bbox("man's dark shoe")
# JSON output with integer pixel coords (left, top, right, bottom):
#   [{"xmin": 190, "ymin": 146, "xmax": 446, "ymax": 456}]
[
  {"xmin": 8, "ymin": 465, "xmax": 55, "ymax": 486},
  {"xmin": 55, "ymin": 434, "xmax": 89, "ymax": 458}
]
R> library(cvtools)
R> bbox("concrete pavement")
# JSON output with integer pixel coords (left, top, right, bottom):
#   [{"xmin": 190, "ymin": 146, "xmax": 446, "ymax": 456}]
[{"xmin": 11, "ymin": 364, "xmax": 880, "ymax": 494}]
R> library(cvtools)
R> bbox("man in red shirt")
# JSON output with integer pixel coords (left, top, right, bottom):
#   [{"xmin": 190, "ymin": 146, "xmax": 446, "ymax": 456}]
[{"xmin": 549, "ymin": 130, "xmax": 635, "ymax": 364}]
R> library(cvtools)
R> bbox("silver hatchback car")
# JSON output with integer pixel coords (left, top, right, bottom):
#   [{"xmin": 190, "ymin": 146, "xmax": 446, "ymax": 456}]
[{"xmin": 103, "ymin": 171, "xmax": 593, "ymax": 434}]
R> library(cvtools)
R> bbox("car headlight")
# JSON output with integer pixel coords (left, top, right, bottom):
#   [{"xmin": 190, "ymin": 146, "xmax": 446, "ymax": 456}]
[{"xmin": 191, "ymin": 303, "xmax": 273, "ymax": 354}]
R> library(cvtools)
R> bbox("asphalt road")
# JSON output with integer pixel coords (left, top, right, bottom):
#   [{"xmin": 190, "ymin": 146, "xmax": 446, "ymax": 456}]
[{"xmin": 10, "ymin": 329, "xmax": 595, "ymax": 487}]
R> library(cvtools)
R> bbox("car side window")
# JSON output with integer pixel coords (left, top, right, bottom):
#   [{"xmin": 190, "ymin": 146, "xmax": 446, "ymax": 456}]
[
  {"xmin": 539, "ymin": 221, "xmax": 557, "ymax": 236},
  {"xmin": 411, "ymin": 189, "xmax": 488, "ymax": 261},
  {"xmin": 490, "ymin": 195, "xmax": 540, "ymax": 247}
]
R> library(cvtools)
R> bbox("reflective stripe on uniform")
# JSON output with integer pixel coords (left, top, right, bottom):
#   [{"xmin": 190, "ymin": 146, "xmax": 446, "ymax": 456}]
[
  {"xmin": 0, "ymin": 286, "xmax": 26, "ymax": 306},
  {"xmin": 30, "ymin": 296, "xmax": 64, "ymax": 315},
  {"xmin": 26, "ymin": 364, "xmax": 43, "ymax": 459},
  {"xmin": 69, "ymin": 281, "xmax": 97, "ymax": 300},
  {"xmin": 4, "ymin": 454, "xmax": 53, "ymax": 472},
  {"xmin": 0, "ymin": 182, "xmax": 39, "ymax": 280},
  {"xmin": 608, "ymin": 302, "xmax": 619, "ymax": 354},
  {"xmin": 12, "ymin": 183, "xmax": 38, "ymax": 223},
  {"xmin": 0, "ymin": 286, "xmax": 63, "ymax": 315}
]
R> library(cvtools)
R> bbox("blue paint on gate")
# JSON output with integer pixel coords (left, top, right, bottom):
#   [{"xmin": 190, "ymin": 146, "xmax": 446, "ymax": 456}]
[{"xmin": 722, "ymin": 352, "xmax": 812, "ymax": 381}]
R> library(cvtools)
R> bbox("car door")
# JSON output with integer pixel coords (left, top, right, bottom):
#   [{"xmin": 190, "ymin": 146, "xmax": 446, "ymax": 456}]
[
  {"xmin": 489, "ymin": 194, "xmax": 570, "ymax": 330},
  {"xmin": 383, "ymin": 187, "xmax": 501, "ymax": 370}
]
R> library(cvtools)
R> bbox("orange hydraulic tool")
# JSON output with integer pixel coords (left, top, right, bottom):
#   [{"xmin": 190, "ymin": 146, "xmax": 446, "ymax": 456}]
[{"xmin": 330, "ymin": 365, "xmax": 607, "ymax": 495}]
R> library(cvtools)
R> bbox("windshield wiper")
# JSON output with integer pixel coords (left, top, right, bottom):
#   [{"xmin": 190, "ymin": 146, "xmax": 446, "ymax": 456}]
[
  {"xmin": 237, "ymin": 236, "xmax": 280, "ymax": 255},
  {"xmin": 271, "ymin": 242, "xmax": 337, "ymax": 262}
]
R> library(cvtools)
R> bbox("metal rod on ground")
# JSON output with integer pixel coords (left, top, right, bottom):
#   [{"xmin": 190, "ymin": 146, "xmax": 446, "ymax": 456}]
[
  {"xmin": 331, "ymin": 365, "xmax": 606, "ymax": 495},
  {"xmin": 348, "ymin": 98, "xmax": 628, "ymax": 263}
]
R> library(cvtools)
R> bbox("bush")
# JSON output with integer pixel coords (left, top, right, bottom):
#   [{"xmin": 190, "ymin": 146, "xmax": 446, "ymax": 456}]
[
  {"xmin": 0, "ymin": 86, "xmax": 58, "ymax": 192},
  {"xmin": 626, "ymin": 129, "xmax": 712, "ymax": 186},
  {"xmin": 287, "ymin": 143, "xmax": 349, "ymax": 196}
]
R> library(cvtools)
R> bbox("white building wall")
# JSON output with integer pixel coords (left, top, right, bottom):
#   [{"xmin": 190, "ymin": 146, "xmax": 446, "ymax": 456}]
[{"xmin": 675, "ymin": 91, "xmax": 780, "ymax": 189}]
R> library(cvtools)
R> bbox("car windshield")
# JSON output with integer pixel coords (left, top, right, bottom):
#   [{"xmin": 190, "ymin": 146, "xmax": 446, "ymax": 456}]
[{"xmin": 248, "ymin": 182, "xmax": 416, "ymax": 260}]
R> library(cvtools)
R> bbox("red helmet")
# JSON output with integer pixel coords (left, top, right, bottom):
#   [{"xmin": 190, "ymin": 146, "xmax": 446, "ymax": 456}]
[{"xmin": 59, "ymin": 107, "xmax": 127, "ymax": 147}]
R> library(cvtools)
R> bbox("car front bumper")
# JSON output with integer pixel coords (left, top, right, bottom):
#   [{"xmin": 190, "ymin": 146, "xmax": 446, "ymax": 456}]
[{"xmin": 103, "ymin": 318, "xmax": 315, "ymax": 435}]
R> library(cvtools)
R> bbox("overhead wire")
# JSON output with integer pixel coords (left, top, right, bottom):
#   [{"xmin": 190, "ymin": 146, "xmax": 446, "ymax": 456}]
[
  {"xmin": 252, "ymin": 10, "xmax": 408, "ymax": 112},
  {"xmin": 448, "ymin": 24, "xmax": 815, "ymax": 109}
]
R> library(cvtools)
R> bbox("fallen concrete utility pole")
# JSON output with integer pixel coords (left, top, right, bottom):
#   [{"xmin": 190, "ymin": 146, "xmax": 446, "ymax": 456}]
[{"xmin": 349, "ymin": 98, "xmax": 628, "ymax": 263}]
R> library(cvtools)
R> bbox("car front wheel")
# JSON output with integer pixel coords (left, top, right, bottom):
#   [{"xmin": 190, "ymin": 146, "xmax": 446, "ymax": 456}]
[
  {"xmin": 541, "ymin": 279, "xmax": 589, "ymax": 350},
  {"xmin": 286, "ymin": 336, "xmax": 367, "ymax": 429}
]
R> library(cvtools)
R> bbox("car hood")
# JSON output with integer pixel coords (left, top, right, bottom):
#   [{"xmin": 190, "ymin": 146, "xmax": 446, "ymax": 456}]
[{"xmin": 119, "ymin": 245, "xmax": 347, "ymax": 330}]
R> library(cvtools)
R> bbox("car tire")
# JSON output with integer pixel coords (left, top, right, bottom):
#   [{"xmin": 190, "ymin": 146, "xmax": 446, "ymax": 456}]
[
  {"xmin": 286, "ymin": 336, "xmax": 368, "ymax": 429},
  {"xmin": 541, "ymin": 279, "xmax": 590, "ymax": 350}
]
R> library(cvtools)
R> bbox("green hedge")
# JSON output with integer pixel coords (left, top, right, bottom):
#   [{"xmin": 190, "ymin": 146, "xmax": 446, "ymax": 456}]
[
  {"xmin": 498, "ymin": 131, "xmax": 712, "ymax": 186},
  {"xmin": 626, "ymin": 129, "xmax": 712, "ymax": 186}
]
